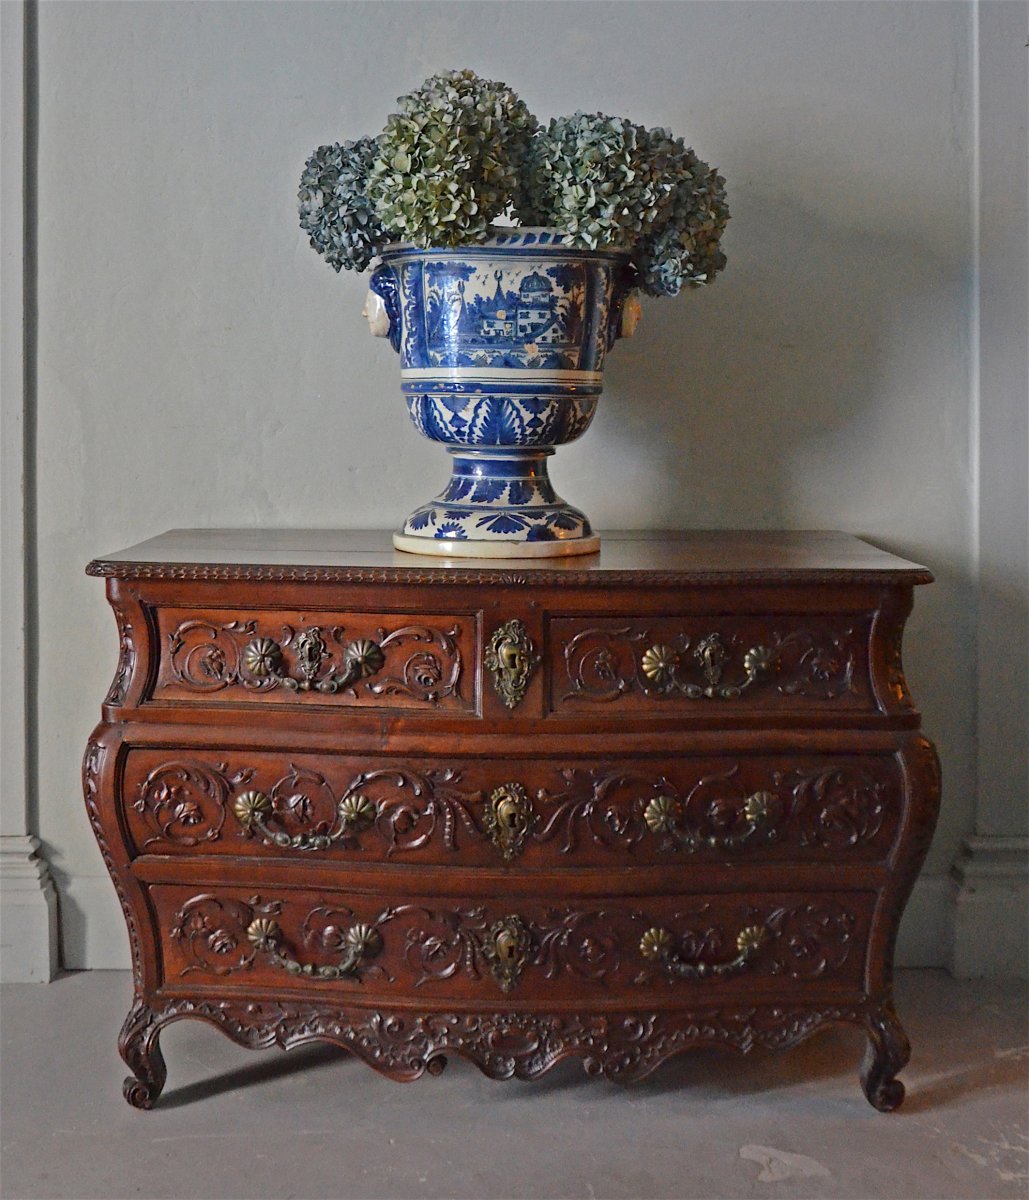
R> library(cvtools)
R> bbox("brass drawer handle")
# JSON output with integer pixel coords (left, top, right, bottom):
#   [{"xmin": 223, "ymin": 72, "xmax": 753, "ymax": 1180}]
[
  {"xmin": 642, "ymin": 633, "xmax": 775, "ymax": 699},
  {"xmin": 246, "ymin": 916, "xmax": 383, "ymax": 979},
  {"xmin": 642, "ymin": 790, "xmax": 776, "ymax": 850},
  {"xmin": 640, "ymin": 924, "xmax": 767, "ymax": 979},
  {"xmin": 233, "ymin": 788, "xmax": 375, "ymax": 852},
  {"xmin": 242, "ymin": 629, "xmax": 384, "ymax": 694},
  {"xmin": 485, "ymin": 619, "xmax": 539, "ymax": 709}
]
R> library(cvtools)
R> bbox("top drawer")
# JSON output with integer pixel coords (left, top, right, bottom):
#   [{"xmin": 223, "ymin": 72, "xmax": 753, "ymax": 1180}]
[
  {"xmin": 148, "ymin": 606, "xmax": 477, "ymax": 714},
  {"xmin": 98, "ymin": 576, "xmax": 917, "ymax": 727},
  {"xmin": 546, "ymin": 612, "xmax": 878, "ymax": 719}
]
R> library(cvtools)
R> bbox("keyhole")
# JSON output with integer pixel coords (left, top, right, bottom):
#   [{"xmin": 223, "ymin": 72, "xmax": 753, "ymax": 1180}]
[
  {"xmin": 498, "ymin": 800, "xmax": 519, "ymax": 829},
  {"xmin": 497, "ymin": 932, "xmax": 518, "ymax": 961},
  {"xmin": 500, "ymin": 644, "xmax": 522, "ymax": 672}
]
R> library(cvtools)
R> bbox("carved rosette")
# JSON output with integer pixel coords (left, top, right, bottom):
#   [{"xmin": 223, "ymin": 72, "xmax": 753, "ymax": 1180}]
[
  {"xmin": 791, "ymin": 767, "xmax": 887, "ymax": 849},
  {"xmin": 766, "ymin": 902, "xmax": 855, "ymax": 979},
  {"xmin": 135, "ymin": 761, "xmax": 254, "ymax": 847}
]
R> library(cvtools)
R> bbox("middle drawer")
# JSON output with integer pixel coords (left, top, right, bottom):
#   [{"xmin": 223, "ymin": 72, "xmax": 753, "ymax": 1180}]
[{"xmin": 123, "ymin": 748, "xmax": 903, "ymax": 867}]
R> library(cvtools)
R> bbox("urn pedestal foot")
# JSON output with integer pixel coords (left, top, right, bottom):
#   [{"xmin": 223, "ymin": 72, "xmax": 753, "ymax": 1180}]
[{"xmin": 394, "ymin": 449, "xmax": 600, "ymax": 559}]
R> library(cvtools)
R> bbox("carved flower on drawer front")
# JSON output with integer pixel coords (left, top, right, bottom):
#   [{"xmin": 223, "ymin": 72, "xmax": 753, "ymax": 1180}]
[
  {"xmin": 704, "ymin": 795, "xmax": 741, "ymax": 831},
  {"xmin": 242, "ymin": 638, "xmax": 282, "ymax": 678},
  {"xmin": 744, "ymin": 791, "xmax": 773, "ymax": 825},
  {"xmin": 206, "ymin": 927, "xmax": 239, "ymax": 956},
  {"xmin": 641, "ymin": 644, "xmax": 679, "ymax": 685}
]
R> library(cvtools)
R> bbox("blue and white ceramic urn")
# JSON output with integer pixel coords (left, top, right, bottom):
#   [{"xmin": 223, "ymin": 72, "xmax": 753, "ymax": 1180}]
[{"xmin": 367, "ymin": 228, "xmax": 639, "ymax": 558}]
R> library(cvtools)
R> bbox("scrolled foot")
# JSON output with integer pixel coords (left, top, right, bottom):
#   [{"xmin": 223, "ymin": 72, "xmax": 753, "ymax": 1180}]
[
  {"xmin": 123, "ymin": 1070, "xmax": 165, "ymax": 1110},
  {"xmin": 119, "ymin": 1000, "xmax": 168, "ymax": 1110},
  {"xmin": 861, "ymin": 1006, "xmax": 911, "ymax": 1112}
]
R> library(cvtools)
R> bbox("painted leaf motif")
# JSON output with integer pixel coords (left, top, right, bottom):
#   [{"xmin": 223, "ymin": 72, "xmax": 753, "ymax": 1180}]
[
  {"xmin": 476, "ymin": 511, "xmax": 530, "ymax": 534},
  {"xmin": 470, "ymin": 477, "xmax": 506, "ymax": 503},
  {"xmin": 507, "ymin": 481, "xmax": 535, "ymax": 506},
  {"xmin": 420, "ymin": 397, "xmax": 454, "ymax": 443},
  {"xmin": 468, "ymin": 398, "xmax": 525, "ymax": 446}
]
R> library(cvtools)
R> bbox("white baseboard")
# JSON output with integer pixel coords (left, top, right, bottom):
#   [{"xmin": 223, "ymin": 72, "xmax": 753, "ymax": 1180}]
[
  {"xmin": 949, "ymin": 836, "xmax": 1029, "ymax": 978},
  {"xmin": 896, "ymin": 874, "xmax": 950, "ymax": 968},
  {"xmin": 0, "ymin": 835, "xmax": 59, "ymax": 981},
  {"xmin": 55, "ymin": 873, "xmax": 133, "ymax": 970},
  {"xmin": 57, "ymin": 871, "xmax": 955, "ymax": 972}
]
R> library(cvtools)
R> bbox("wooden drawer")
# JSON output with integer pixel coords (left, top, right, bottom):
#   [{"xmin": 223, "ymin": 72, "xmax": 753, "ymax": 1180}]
[
  {"xmin": 547, "ymin": 613, "xmax": 878, "ymax": 718},
  {"xmin": 122, "ymin": 747, "xmax": 904, "ymax": 866},
  {"xmin": 151, "ymin": 882, "xmax": 874, "ymax": 1004},
  {"xmin": 149, "ymin": 607, "xmax": 476, "ymax": 714}
]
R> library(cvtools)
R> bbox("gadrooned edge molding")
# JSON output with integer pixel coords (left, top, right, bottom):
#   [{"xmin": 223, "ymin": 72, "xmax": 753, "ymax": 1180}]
[{"xmin": 86, "ymin": 559, "xmax": 936, "ymax": 588}]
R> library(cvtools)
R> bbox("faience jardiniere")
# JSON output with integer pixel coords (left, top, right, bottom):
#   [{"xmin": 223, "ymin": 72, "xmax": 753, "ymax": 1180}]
[{"xmin": 368, "ymin": 229, "xmax": 639, "ymax": 557}]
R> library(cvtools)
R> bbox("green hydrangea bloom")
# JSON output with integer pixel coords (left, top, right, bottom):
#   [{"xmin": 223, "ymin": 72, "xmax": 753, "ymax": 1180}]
[
  {"xmin": 367, "ymin": 68, "xmax": 538, "ymax": 248},
  {"xmin": 523, "ymin": 113, "xmax": 729, "ymax": 294},
  {"xmin": 522, "ymin": 113, "xmax": 679, "ymax": 249},
  {"xmin": 298, "ymin": 137, "xmax": 389, "ymax": 273},
  {"xmin": 633, "ymin": 147, "xmax": 729, "ymax": 296}
]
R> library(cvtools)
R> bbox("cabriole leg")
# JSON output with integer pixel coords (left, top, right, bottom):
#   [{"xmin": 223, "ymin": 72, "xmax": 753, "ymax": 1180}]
[
  {"xmin": 861, "ymin": 1005, "xmax": 911, "ymax": 1112},
  {"xmin": 119, "ymin": 1000, "xmax": 167, "ymax": 1110}
]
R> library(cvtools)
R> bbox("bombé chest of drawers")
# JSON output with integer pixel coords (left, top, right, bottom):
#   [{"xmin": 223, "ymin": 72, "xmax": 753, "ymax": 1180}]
[{"xmin": 84, "ymin": 529, "xmax": 939, "ymax": 1111}]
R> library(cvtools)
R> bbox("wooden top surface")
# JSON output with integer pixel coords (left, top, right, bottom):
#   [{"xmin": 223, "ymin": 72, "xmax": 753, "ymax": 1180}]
[{"xmin": 86, "ymin": 529, "xmax": 932, "ymax": 586}]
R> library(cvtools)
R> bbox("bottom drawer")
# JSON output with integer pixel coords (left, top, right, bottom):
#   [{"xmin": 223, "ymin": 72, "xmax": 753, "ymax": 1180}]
[{"xmin": 150, "ymin": 883, "xmax": 874, "ymax": 1003}]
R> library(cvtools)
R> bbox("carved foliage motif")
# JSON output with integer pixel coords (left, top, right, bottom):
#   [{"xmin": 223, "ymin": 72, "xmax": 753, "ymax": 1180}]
[
  {"xmin": 82, "ymin": 737, "xmax": 144, "ymax": 988},
  {"xmin": 170, "ymin": 894, "xmax": 396, "ymax": 983},
  {"xmin": 165, "ymin": 619, "xmax": 463, "ymax": 704},
  {"xmin": 561, "ymin": 623, "xmax": 863, "ymax": 705},
  {"xmin": 134, "ymin": 758, "xmax": 896, "ymax": 860},
  {"xmin": 134, "ymin": 761, "xmax": 254, "ymax": 847},
  {"xmin": 105, "ymin": 612, "xmax": 136, "ymax": 706},
  {"xmin": 170, "ymin": 894, "xmax": 282, "ymax": 976},
  {"xmin": 121, "ymin": 995, "xmax": 880, "ymax": 1106},
  {"xmin": 168, "ymin": 896, "xmax": 858, "ymax": 989}
]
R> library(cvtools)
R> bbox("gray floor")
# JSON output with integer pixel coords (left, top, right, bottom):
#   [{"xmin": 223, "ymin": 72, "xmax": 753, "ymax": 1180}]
[{"xmin": 1, "ymin": 971, "xmax": 1026, "ymax": 1200}]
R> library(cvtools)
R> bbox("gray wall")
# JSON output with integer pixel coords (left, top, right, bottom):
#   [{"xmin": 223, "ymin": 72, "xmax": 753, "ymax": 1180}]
[{"xmin": 5, "ymin": 1, "xmax": 1021, "ymax": 967}]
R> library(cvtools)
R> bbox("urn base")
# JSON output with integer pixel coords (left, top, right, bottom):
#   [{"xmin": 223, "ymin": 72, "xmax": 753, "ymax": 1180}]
[
  {"xmin": 392, "ymin": 530, "xmax": 600, "ymax": 558},
  {"xmin": 393, "ymin": 449, "xmax": 600, "ymax": 559}
]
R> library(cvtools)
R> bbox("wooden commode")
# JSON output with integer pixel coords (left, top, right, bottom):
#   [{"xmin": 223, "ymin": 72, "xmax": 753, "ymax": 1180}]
[{"xmin": 83, "ymin": 529, "xmax": 940, "ymax": 1110}]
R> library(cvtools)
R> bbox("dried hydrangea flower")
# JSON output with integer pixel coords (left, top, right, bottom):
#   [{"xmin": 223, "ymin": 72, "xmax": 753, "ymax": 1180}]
[
  {"xmin": 523, "ymin": 113, "xmax": 729, "ymax": 295},
  {"xmin": 298, "ymin": 136, "xmax": 389, "ymax": 273},
  {"xmin": 633, "ymin": 147, "xmax": 729, "ymax": 297},
  {"xmin": 522, "ymin": 113, "xmax": 680, "ymax": 249},
  {"xmin": 367, "ymin": 68, "xmax": 538, "ymax": 248}
]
